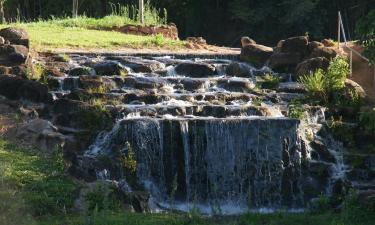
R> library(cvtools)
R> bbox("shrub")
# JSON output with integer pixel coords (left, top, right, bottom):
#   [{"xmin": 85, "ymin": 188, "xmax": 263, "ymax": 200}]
[
  {"xmin": 299, "ymin": 69, "xmax": 326, "ymax": 101},
  {"xmin": 299, "ymin": 57, "xmax": 350, "ymax": 105},
  {"xmin": 356, "ymin": 9, "xmax": 375, "ymax": 64},
  {"xmin": 84, "ymin": 183, "xmax": 121, "ymax": 213}
]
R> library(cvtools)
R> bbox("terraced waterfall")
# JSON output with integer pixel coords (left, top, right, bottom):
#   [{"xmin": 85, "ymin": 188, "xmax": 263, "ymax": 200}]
[{"xmin": 47, "ymin": 54, "xmax": 346, "ymax": 214}]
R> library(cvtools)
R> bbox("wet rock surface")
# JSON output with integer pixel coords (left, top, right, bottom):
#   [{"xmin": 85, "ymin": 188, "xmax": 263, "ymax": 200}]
[{"xmin": 0, "ymin": 49, "xmax": 354, "ymax": 215}]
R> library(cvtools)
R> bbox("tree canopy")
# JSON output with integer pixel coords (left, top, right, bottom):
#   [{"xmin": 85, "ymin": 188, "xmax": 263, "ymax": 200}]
[{"xmin": 1, "ymin": 0, "xmax": 375, "ymax": 45}]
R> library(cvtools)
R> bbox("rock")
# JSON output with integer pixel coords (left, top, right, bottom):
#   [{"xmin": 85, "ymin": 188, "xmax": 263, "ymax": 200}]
[
  {"xmin": 295, "ymin": 57, "xmax": 330, "ymax": 78},
  {"xmin": 269, "ymin": 52, "xmax": 302, "ymax": 70},
  {"xmin": 174, "ymin": 62, "xmax": 216, "ymax": 77},
  {"xmin": 45, "ymin": 67, "xmax": 66, "ymax": 77},
  {"xmin": 277, "ymin": 82, "xmax": 306, "ymax": 93},
  {"xmin": 0, "ymin": 75, "xmax": 51, "ymax": 102},
  {"xmin": 321, "ymin": 39, "xmax": 336, "ymax": 47},
  {"xmin": 226, "ymin": 62, "xmax": 253, "ymax": 77},
  {"xmin": 345, "ymin": 79, "xmax": 366, "ymax": 99},
  {"xmin": 79, "ymin": 75, "xmax": 117, "ymax": 90},
  {"xmin": 181, "ymin": 78, "xmax": 207, "ymax": 91},
  {"xmin": 124, "ymin": 76, "xmax": 166, "ymax": 89},
  {"xmin": 0, "ymin": 36, "xmax": 5, "ymax": 45},
  {"xmin": 240, "ymin": 43, "xmax": 274, "ymax": 67},
  {"xmin": 308, "ymin": 41, "xmax": 324, "ymax": 52},
  {"xmin": 310, "ymin": 139, "xmax": 336, "ymax": 163},
  {"xmin": 217, "ymin": 78, "xmax": 255, "ymax": 92},
  {"xmin": 127, "ymin": 191, "xmax": 150, "ymax": 213},
  {"xmin": 241, "ymin": 36, "xmax": 256, "ymax": 47},
  {"xmin": 16, "ymin": 119, "xmax": 66, "ymax": 152},
  {"xmin": 280, "ymin": 36, "xmax": 309, "ymax": 55},
  {"xmin": 0, "ymin": 44, "xmax": 29, "ymax": 65},
  {"xmin": 93, "ymin": 62, "xmax": 129, "ymax": 76},
  {"xmin": 0, "ymin": 27, "xmax": 29, "ymax": 47},
  {"xmin": 106, "ymin": 56, "xmax": 166, "ymax": 73},
  {"xmin": 69, "ymin": 66, "xmax": 95, "ymax": 76},
  {"xmin": 309, "ymin": 46, "xmax": 337, "ymax": 60},
  {"xmin": 187, "ymin": 37, "xmax": 207, "ymax": 45}
]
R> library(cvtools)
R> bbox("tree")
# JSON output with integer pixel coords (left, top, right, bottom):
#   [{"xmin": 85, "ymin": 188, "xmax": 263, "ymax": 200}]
[
  {"xmin": 72, "ymin": 0, "xmax": 78, "ymax": 18},
  {"xmin": 356, "ymin": 9, "xmax": 375, "ymax": 64},
  {"xmin": 0, "ymin": 0, "xmax": 6, "ymax": 24}
]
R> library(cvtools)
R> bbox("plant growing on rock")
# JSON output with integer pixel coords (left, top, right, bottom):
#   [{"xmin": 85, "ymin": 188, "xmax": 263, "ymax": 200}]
[
  {"xmin": 299, "ymin": 56, "xmax": 350, "ymax": 105},
  {"xmin": 288, "ymin": 99, "xmax": 305, "ymax": 119}
]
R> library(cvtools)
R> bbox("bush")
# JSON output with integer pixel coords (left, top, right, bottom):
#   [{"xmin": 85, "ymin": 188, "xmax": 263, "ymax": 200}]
[
  {"xmin": 299, "ymin": 57, "xmax": 350, "ymax": 105},
  {"xmin": 356, "ymin": 9, "xmax": 375, "ymax": 64},
  {"xmin": 299, "ymin": 69, "xmax": 326, "ymax": 101}
]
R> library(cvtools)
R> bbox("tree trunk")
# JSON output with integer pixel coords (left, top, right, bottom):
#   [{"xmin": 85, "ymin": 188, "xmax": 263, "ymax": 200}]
[
  {"xmin": 0, "ymin": 1, "xmax": 5, "ymax": 24},
  {"xmin": 139, "ymin": 0, "xmax": 144, "ymax": 24}
]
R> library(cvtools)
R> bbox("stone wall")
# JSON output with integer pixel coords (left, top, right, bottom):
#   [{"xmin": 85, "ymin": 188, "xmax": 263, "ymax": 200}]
[{"xmin": 117, "ymin": 23, "xmax": 179, "ymax": 40}]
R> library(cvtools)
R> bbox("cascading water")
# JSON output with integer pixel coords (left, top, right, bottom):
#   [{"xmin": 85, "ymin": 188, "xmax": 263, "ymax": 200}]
[{"xmin": 47, "ymin": 53, "xmax": 347, "ymax": 215}]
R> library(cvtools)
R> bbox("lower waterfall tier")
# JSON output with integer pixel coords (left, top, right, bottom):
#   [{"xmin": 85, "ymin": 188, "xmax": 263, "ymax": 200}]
[{"xmin": 86, "ymin": 117, "xmax": 313, "ymax": 213}]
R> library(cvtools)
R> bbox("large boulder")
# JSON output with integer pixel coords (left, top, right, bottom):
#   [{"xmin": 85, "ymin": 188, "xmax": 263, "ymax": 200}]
[
  {"xmin": 0, "ymin": 44, "xmax": 29, "ymax": 65},
  {"xmin": 280, "ymin": 36, "xmax": 309, "ymax": 56},
  {"xmin": 174, "ymin": 62, "xmax": 216, "ymax": 77},
  {"xmin": 0, "ymin": 75, "xmax": 51, "ymax": 102},
  {"xmin": 16, "ymin": 119, "xmax": 66, "ymax": 152},
  {"xmin": 269, "ymin": 52, "xmax": 302, "ymax": 70},
  {"xmin": 0, "ymin": 27, "xmax": 29, "ymax": 48},
  {"xmin": 309, "ymin": 46, "xmax": 337, "ymax": 60},
  {"xmin": 240, "ymin": 43, "xmax": 274, "ymax": 67},
  {"xmin": 241, "ymin": 36, "xmax": 256, "ymax": 47},
  {"xmin": 295, "ymin": 57, "xmax": 330, "ymax": 78},
  {"xmin": 345, "ymin": 79, "xmax": 367, "ymax": 99}
]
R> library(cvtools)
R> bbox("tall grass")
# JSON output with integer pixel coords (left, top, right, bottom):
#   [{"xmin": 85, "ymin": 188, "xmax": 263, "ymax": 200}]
[{"xmin": 10, "ymin": 1, "xmax": 167, "ymax": 30}]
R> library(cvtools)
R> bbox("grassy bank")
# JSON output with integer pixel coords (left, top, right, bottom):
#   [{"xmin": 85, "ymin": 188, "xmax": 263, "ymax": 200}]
[
  {"xmin": 0, "ymin": 16, "xmax": 185, "ymax": 51},
  {"xmin": 0, "ymin": 137, "xmax": 374, "ymax": 225}
]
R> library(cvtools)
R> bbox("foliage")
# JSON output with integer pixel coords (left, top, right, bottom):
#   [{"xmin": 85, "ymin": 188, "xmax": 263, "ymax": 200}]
[
  {"xmin": 328, "ymin": 118, "xmax": 356, "ymax": 148},
  {"xmin": 340, "ymin": 190, "xmax": 375, "ymax": 225},
  {"xmin": 260, "ymin": 74, "xmax": 281, "ymax": 89},
  {"xmin": 356, "ymin": 9, "xmax": 375, "ymax": 64},
  {"xmin": 359, "ymin": 108, "xmax": 375, "ymax": 135},
  {"xmin": 81, "ymin": 98, "xmax": 112, "ymax": 131},
  {"xmin": 288, "ymin": 99, "xmax": 305, "ymax": 119},
  {"xmin": 308, "ymin": 195, "xmax": 331, "ymax": 214},
  {"xmin": 299, "ymin": 69, "xmax": 326, "ymax": 101},
  {"xmin": 83, "ymin": 183, "xmax": 122, "ymax": 213},
  {"xmin": 299, "ymin": 57, "xmax": 350, "ymax": 105}
]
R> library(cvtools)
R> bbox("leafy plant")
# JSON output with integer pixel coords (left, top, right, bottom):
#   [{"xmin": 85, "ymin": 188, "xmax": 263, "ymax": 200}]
[
  {"xmin": 288, "ymin": 99, "xmax": 305, "ymax": 119},
  {"xmin": 260, "ymin": 74, "xmax": 281, "ymax": 89},
  {"xmin": 299, "ymin": 57, "xmax": 350, "ymax": 105},
  {"xmin": 299, "ymin": 69, "xmax": 326, "ymax": 101},
  {"xmin": 356, "ymin": 9, "xmax": 375, "ymax": 64}
]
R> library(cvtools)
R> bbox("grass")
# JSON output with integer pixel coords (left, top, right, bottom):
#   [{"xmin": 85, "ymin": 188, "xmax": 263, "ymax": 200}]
[{"xmin": 0, "ymin": 16, "xmax": 185, "ymax": 51}]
